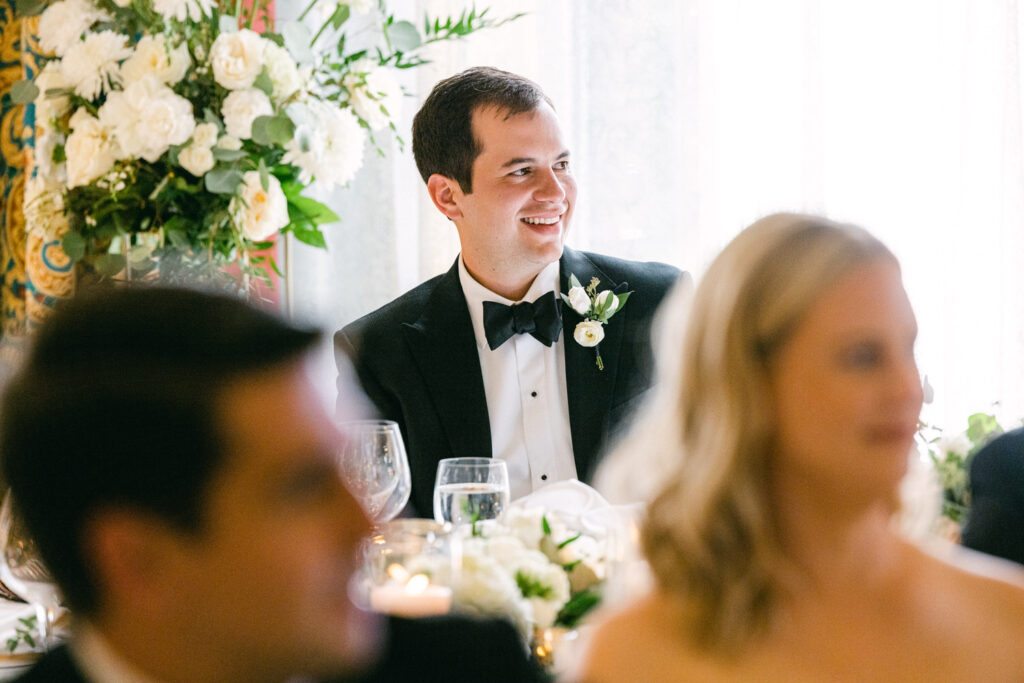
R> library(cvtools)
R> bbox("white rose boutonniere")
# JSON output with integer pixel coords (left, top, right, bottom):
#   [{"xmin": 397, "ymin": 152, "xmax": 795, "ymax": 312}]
[{"xmin": 560, "ymin": 274, "xmax": 632, "ymax": 371}]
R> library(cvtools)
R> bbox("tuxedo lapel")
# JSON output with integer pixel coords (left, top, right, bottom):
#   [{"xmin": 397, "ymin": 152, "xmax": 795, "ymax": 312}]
[
  {"xmin": 560, "ymin": 248, "xmax": 626, "ymax": 478},
  {"xmin": 402, "ymin": 261, "xmax": 492, "ymax": 463}
]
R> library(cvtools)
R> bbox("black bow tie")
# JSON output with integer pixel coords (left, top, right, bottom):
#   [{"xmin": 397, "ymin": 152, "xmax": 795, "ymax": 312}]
[{"xmin": 482, "ymin": 292, "xmax": 562, "ymax": 350}]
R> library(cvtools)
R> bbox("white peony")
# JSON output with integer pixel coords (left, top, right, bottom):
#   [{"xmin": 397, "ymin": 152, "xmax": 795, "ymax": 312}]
[
  {"xmin": 99, "ymin": 77, "xmax": 196, "ymax": 163},
  {"xmin": 262, "ymin": 42, "xmax": 305, "ymax": 102},
  {"xmin": 231, "ymin": 171, "xmax": 289, "ymax": 240},
  {"xmin": 573, "ymin": 320, "xmax": 605, "ymax": 347},
  {"xmin": 595, "ymin": 290, "xmax": 619, "ymax": 315},
  {"xmin": 152, "ymin": 0, "xmax": 214, "ymax": 22},
  {"xmin": 178, "ymin": 144, "xmax": 215, "ymax": 176},
  {"xmin": 282, "ymin": 100, "xmax": 365, "ymax": 189},
  {"xmin": 121, "ymin": 35, "xmax": 191, "ymax": 87},
  {"xmin": 190, "ymin": 122, "xmax": 219, "ymax": 149},
  {"xmin": 65, "ymin": 109, "xmax": 118, "ymax": 188},
  {"xmin": 343, "ymin": 59, "xmax": 402, "ymax": 130},
  {"xmin": 209, "ymin": 29, "xmax": 266, "ymax": 90},
  {"xmin": 566, "ymin": 286, "xmax": 590, "ymax": 315},
  {"xmin": 60, "ymin": 30, "xmax": 131, "ymax": 100},
  {"xmin": 37, "ymin": 0, "xmax": 111, "ymax": 57},
  {"xmin": 221, "ymin": 88, "xmax": 273, "ymax": 140}
]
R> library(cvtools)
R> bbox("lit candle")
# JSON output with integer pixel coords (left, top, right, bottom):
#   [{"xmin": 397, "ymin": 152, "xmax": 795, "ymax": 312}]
[{"xmin": 369, "ymin": 569, "xmax": 453, "ymax": 618}]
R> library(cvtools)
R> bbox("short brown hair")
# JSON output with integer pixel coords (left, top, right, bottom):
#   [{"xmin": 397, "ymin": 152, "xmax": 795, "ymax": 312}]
[{"xmin": 411, "ymin": 66, "xmax": 552, "ymax": 193}]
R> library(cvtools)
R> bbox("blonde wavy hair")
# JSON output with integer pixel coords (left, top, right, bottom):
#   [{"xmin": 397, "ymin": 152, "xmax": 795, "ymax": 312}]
[{"xmin": 629, "ymin": 213, "xmax": 896, "ymax": 653}]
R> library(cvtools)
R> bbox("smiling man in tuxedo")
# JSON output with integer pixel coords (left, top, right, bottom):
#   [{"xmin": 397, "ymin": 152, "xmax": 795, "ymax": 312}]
[{"xmin": 337, "ymin": 67, "xmax": 683, "ymax": 517}]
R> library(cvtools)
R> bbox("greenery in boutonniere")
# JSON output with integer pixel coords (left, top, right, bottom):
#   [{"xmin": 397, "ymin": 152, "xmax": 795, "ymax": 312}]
[
  {"xmin": 561, "ymin": 274, "xmax": 631, "ymax": 370},
  {"xmin": 5, "ymin": 614, "xmax": 40, "ymax": 653},
  {"xmin": 14, "ymin": 0, "xmax": 521, "ymax": 291}
]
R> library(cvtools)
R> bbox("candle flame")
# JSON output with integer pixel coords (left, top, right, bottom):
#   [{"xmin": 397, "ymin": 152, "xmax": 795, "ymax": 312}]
[
  {"xmin": 386, "ymin": 563, "xmax": 410, "ymax": 583},
  {"xmin": 405, "ymin": 573, "xmax": 430, "ymax": 595}
]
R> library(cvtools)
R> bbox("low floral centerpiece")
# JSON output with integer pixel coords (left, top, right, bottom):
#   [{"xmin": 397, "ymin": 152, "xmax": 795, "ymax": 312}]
[
  {"xmin": 451, "ymin": 506, "xmax": 605, "ymax": 664},
  {"xmin": 15, "ymin": 0, "xmax": 519, "ymax": 289}
]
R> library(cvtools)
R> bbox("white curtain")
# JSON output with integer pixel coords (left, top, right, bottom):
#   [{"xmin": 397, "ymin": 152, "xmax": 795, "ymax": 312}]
[{"xmin": 288, "ymin": 0, "xmax": 1024, "ymax": 432}]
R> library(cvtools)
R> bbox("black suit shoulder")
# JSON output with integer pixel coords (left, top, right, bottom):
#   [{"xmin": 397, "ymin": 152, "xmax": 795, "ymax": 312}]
[
  {"xmin": 575, "ymin": 250, "xmax": 681, "ymax": 290},
  {"xmin": 336, "ymin": 270, "xmax": 450, "ymax": 351}
]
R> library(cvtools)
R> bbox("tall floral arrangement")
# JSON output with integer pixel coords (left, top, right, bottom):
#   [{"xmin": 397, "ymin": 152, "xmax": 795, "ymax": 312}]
[{"xmin": 14, "ymin": 0, "xmax": 519, "ymax": 288}]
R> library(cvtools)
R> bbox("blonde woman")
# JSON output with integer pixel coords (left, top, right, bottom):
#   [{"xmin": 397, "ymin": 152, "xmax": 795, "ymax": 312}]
[{"xmin": 580, "ymin": 214, "xmax": 1024, "ymax": 681}]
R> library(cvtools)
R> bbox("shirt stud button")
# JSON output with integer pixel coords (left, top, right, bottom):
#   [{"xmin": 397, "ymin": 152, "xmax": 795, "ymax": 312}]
[
  {"xmin": 531, "ymin": 391, "xmax": 538, "ymax": 397},
  {"xmin": 541, "ymin": 474, "xmax": 548, "ymax": 481}
]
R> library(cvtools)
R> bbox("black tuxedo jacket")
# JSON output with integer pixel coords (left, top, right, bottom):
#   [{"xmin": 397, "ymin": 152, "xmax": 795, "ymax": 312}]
[
  {"xmin": 13, "ymin": 645, "xmax": 85, "ymax": 682},
  {"xmin": 961, "ymin": 427, "xmax": 1024, "ymax": 566},
  {"xmin": 336, "ymin": 247, "xmax": 682, "ymax": 517}
]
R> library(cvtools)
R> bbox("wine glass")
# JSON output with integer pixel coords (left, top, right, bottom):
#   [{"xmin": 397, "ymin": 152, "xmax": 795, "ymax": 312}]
[
  {"xmin": 0, "ymin": 490, "xmax": 62, "ymax": 651},
  {"xmin": 432, "ymin": 457, "xmax": 510, "ymax": 525},
  {"xmin": 337, "ymin": 420, "xmax": 411, "ymax": 523}
]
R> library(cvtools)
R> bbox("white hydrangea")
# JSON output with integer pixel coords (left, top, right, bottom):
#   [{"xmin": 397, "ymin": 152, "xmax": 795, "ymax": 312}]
[
  {"xmin": 121, "ymin": 35, "xmax": 191, "ymax": 87},
  {"xmin": 343, "ymin": 59, "xmax": 402, "ymax": 130},
  {"xmin": 282, "ymin": 100, "xmax": 365, "ymax": 189},
  {"xmin": 65, "ymin": 109, "xmax": 118, "ymax": 188},
  {"xmin": 221, "ymin": 88, "xmax": 273, "ymax": 140},
  {"xmin": 60, "ymin": 30, "xmax": 132, "ymax": 101},
  {"xmin": 99, "ymin": 77, "xmax": 196, "ymax": 163},
  {"xmin": 152, "ymin": 0, "xmax": 214, "ymax": 22},
  {"xmin": 209, "ymin": 29, "xmax": 266, "ymax": 90},
  {"xmin": 37, "ymin": 0, "xmax": 111, "ymax": 57},
  {"xmin": 230, "ymin": 171, "xmax": 289, "ymax": 240},
  {"xmin": 262, "ymin": 42, "xmax": 305, "ymax": 102}
]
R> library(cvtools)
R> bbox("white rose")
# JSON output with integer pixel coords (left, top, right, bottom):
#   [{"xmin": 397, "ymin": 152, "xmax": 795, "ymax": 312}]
[
  {"xmin": 567, "ymin": 286, "xmax": 590, "ymax": 315},
  {"xmin": 262, "ymin": 42, "xmax": 305, "ymax": 102},
  {"xmin": 121, "ymin": 35, "xmax": 191, "ymax": 87},
  {"xmin": 343, "ymin": 59, "xmax": 402, "ymax": 130},
  {"xmin": 65, "ymin": 110, "xmax": 117, "ymax": 188},
  {"xmin": 231, "ymin": 171, "xmax": 289, "ymax": 240},
  {"xmin": 191, "ymin": 122, "xmax": 219, "ymax": 149},
  {"xmin": 60, "ymin": 30, "xmax": 131, "ymax": 100},
  {"xmin": 282, "ymin": 100, "xmax": 365, "ymax": 188},
  {"xmin": 221, "ymin": 88, "xmax": 273, "ymax": 140},
  {"xmin": 573, "ymin": 320, "xmax": 605, "ymax": 347},
  {"xmin": 216, "ymin": 134, "xmax": 243, "ymax": 150},
  {"xmin": 38, "ymin": 0, "xmax": 111, "ymax": 57},
  {"xmin": 178, "ymin": 144, "xmax": 215, "ymax": 176},
  {"xmin": 99, "ymin": 77, "xmax": 196, "ymax": 163},
  {"xmin": 209, "ymin": 29, "xmax": 266, "ymax": 90},
  {"xmin": 595, "ymin": 289, "xmax": 619, "ymax": 315}
]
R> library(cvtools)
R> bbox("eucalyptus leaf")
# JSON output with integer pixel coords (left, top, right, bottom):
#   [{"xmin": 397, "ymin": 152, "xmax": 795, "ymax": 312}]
[
  {"xmin": 266, "ymin": 115, "xmax": 295, "ymax": 145},
  {"xmin": 205, "ymin": 169, "xmax": 243, "ymax": 194},
  {"xmin": 388, "ymin": 20, "xmax": 422, "ymax": 52},
  {"xmin": 15, "ymin": 0, "xmax": 46, "ymax": 16},
  {"xmin": 288, "ymin": 195, "xmax": 339, "ymax": 224},
  {"xmin": 129, "ymin": 245, "xmax": 152, "ymax": 264},
  {"xmin": 95, "ymin": 253, "xmax": 126, "ymax": 278},
  {"xmin": 212, "ymin": 147, "xmax": 247, "ymax": 161},
  {"xmin": 10, "ymin": 80, "xmax": 39, "ymax": 104},
  {"xmin": 61, "ymin": 231, "xmax": 86, "ymax": 261},
  {"xmin": 166, "ymin": 229, "xmax": 190, "ymax": 249},
  {"xmin": 253, "ymin": 69, "xmax": 273, "ymax": 97},
  {"xmin": 258, "ymin": 160, "xmax": 269, "ymax": 192},
  {"xmin": 250, "ymin": 116, "xmax": 274, "ymax": 145}
]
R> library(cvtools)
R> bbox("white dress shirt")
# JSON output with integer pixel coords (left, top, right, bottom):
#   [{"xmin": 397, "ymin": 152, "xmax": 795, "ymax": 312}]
[{"xmin": 458, "ymin": 257, "xmax": 577, "ymax": 500}]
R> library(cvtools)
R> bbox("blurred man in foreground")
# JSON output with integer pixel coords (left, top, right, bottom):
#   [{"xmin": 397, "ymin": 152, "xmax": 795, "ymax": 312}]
[{"xmin": 0, "ymin": 286, "xmax": 539, "ymax": 683}]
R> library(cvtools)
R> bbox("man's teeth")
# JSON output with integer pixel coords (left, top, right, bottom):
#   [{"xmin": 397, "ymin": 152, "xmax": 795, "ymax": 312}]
[{"xmin": 523, "ymin": 216, "xmax": 560, "ymax": 225}]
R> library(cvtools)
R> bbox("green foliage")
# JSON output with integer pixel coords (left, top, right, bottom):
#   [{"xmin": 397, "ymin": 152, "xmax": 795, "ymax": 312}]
[
  {"xmin": 921, "ymin": 412, "xmax": 1005, "ymax": 523},
  {"xmin": 5, "ymin": 615, "xmax": 39, "ymax": 653},
  {"xmin": 10, "ymin": 80, "xmax": 40, "ymax": 105},
  {"xmin": 516, "ymin": 570, "xmax": 554, "ymax": 600},
  {"xmin": 555, "ymin": 588, "xmax": 601, "ymax": 629}
]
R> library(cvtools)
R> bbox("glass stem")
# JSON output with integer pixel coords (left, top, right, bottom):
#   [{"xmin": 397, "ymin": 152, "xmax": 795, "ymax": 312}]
[{"xmin": 35, "ymin": 603, "xmax": 55, "ymax": 651}]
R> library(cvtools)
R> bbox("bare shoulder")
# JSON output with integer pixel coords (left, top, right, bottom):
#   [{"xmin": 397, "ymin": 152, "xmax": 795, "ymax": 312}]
[{"xmin": 575, "ymin": 592, "xmax": 696, "ymax": 682}]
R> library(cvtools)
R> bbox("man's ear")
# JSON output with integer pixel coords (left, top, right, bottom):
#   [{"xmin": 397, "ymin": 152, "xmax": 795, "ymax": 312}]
[
  {"xmin": 83, "ymin": 509, "xmax": 194, "ymax": 614},
  {"xmin": 426, "ymin": 174, "xmax": 464, "ymax": 220}
]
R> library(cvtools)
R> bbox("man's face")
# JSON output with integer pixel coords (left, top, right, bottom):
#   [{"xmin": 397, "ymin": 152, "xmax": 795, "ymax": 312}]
[
  {"xmin": 451, "ymin": 102, "xmax": 577, "ymax": 297},
  {"xmin": 173, "ymin": 360, "xmax": 378, "ymax": 680}
]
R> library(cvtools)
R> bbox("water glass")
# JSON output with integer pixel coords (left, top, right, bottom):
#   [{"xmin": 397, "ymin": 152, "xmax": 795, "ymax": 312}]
[{"xmin": 432, "ymin": 457, "xmax": 510, "ymax": 525}]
